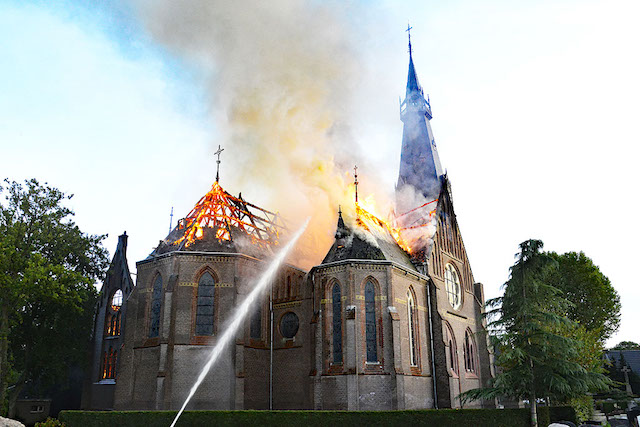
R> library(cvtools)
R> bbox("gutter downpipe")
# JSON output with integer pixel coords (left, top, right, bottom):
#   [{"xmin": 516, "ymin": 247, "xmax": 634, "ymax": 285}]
[{"xmin": 269, "ymin": 283, "xmax": 274, "ymax": 410}]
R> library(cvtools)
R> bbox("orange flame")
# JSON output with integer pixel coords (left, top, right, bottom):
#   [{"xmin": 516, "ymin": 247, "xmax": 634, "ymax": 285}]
[
  {"xmin": 173, "ymin": 181, "xmax": 287, "ymax": 249},
  {"xmin": 354, "ymin": 194, "xmax": 438, "ymax": 255}
]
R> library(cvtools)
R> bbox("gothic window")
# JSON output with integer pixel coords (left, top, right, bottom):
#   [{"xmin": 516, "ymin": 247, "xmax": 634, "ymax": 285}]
[
  {"xmin": 407, "ymin": 289, "xmax": 418, "ymax": 366},
  {"xmin": 444, "ymin": 264, "xmax": 462, "ymax": 310},
  {"xmin": 250, "ymin": 303, "xmax": 262, "ymax": 340},
  {"xmin": 365, "ymin": 281, "xmax": 378, "ymax": 363},
  {"xmin": 105, "ymin": 289, "xmax": 123, "ymax": 337},
  {"xmin": 332, "ymin": 283, "xmax": 343, "ymax": 364},
  {"xmin": 195, "ymin": 272, "xmax": 215, "ymax": 336},
  {"xmin": 445, "ymin": 322, "xmax": 459, "ymax": 375},
  {"xmin": 102, "ymin": 347, "xmax": 117, "ymax": 379},
  {"xmin": 464, "ymin": 330, "xmax": 477, "ymax": 373},
  {"xmin": 148, "ymin": 275, "xmax": 163, "ymax": 338},
  {"xmin": 111, "ymin": 289, "xmax": 123, "ymax": 311}
]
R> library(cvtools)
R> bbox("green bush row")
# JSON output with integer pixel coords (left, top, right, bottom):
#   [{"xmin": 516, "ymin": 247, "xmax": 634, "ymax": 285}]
[{"xmin": 59, "ymin": 406, "xmax": 575, "ymax": 427}]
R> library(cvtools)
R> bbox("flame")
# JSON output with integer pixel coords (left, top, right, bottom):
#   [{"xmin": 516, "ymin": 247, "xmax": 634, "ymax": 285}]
[
  {"xmin": 354, "ymin": 194, "xmax": 438, "ymax": 255},
  {"xmin": 173, "ymin": 181, "xmax": 286, "ymax": 249}
]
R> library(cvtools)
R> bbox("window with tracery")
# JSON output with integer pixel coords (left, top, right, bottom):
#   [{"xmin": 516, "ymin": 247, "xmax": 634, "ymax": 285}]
[
  {"xmin": 111, "ymin": 289, "xmax": 123, "ymax": 311},
  {"xmin": 332, "ymin": 283, "xmax": 342, "ymax": 363},
  {"xmin": 464, "ymin": 330, "xmax": 477, "ymax": 373},
  {"xmin": 105, "ymin": 289, "xmax": 123, "ymax": 337},
  {"xmin": 148, "ymin": 275, "xmax": 163, "ymax": 338},
  {"xmin": 102, "ymin": 347, "xmax": 117, "ymax": 379},
  {"xmin": 444, "ymin": 264, "xmax": 462, "ymax": 310},
  {"xmin": 365, "ymin": 281, "xmax": 378, "ymax": 363},
  {"xmin": 407, "ymin": 290, "xmax": 418, "ymax": 366},
  {"xmin": 195, "ymin": 272, "xmax": 215, "ymax": 336}
]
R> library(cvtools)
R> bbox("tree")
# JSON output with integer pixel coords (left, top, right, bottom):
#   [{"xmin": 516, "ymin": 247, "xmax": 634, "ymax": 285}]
[
  {"xmin": 611, "ymin": 341, "xmax": 640, "ymax": 351},
  {"xmin": 546, "ymin": 251, "xmax": 620, "ymax": 341},
  {"xmin": 0, "ymin": 179, "xmax": 108, "ymax": 416},
  {"xmin": 460, "ymin": 240, "xmax": 611, "ymax": 427}
]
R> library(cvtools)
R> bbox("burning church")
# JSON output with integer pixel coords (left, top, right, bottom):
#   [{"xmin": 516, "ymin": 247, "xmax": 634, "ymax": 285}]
[{"xmin": 83, "ymin": 40, "xmax": 494, "ymax": 411}]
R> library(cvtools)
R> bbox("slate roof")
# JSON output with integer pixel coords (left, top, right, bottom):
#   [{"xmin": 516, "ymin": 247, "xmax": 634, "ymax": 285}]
[
  {"xmin": 606, "ymin": 350, "xmax": 640, "ymax": 376},
  {"xmin": 321, "ymin": 210, "xmax": 417, "ymax": 272}
]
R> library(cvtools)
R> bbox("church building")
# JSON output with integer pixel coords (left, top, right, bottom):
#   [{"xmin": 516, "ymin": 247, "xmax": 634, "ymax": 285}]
[{"xmin": 83, "ymin": 40, "xmax": 494, "ymax": 411}]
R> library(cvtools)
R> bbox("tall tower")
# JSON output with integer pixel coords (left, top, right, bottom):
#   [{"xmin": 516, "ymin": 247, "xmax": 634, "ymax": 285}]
[{"xmin": 396, "ymin": 32, "xmax": 443, "ymax": 214}]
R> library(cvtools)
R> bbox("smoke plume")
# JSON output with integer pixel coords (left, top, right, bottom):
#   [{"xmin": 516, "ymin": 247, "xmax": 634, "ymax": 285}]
[{"xmin": 132, "ymin": 0, "xmax": 395, "ymax": 267}]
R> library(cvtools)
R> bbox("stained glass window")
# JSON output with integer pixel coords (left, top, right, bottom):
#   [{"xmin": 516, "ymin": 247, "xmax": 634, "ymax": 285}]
[
  {"xmin": 148, "ymin": 275, "xmax": 163, "ymax": 338},
  {"xmin": 365, "ymin": 281, "xmax": 377, "ymax": 363},
  {"xmin": 407, "ymin": 290, "xmax": 418, "ymax": 366},
  {"xmin": 195, "ymin": 272, "xmax": 215, "ymax": 336},
  {"xmin": 332, "ymin": 283, "xmax": 342, "ymax": 363}
]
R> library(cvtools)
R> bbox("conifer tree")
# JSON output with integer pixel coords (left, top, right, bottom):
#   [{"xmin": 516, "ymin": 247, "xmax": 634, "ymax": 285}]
[{"xmin": 460, "ymin": 239, "xmax": 611, "ymax": 427}]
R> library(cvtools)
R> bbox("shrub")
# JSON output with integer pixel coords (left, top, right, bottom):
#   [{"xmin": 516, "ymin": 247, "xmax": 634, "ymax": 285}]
[
  {"xmin": 35, "ymin": 418, "xmax": 66, "ymax": 427},
  {"xmin": 59, "ymin": 407, "xmax": 576, "ymax": 427}
]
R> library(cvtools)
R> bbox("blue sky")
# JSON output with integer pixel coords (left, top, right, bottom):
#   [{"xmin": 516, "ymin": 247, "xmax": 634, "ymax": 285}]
[{"xmin": 1, "ymin": 0, "xmax": 638, "ymax": 346}]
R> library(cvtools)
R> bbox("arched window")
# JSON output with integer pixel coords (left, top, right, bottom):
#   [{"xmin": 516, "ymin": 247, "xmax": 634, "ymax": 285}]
[
  {"xmin": 365, "ymin": 281, "xmax": 378, "ymax": 363},
  {"xmin": 195, "ymin": 272, "xmax": 215, "ymax": 336},
  {"xmin": 148, "ymin": 275, "xmax": 163, "ymax": 338},
  {"xmin": 111, "ymin": 289, "xmax": 123, "ymax": 311},
  {"xmin": 102, "ymin": 347, "xmax": 117, "ymax": 379},
  {"xmin": 286, "ymin": 276, "xmax": 291, "ymax": 299},
  {"xmin": 407, "ymin": 290, "xmax": 418, "ymax": 366},
  {"xmin": 464, "ymin": 330, "xmax": 477, "ymax": 373},
  {"xmin": 105, "ymin": 289, "xmax": 123, "ymax": 337},
  {"xmin": 250, "ymin": 303, "xmax": 262, "ymax": 340},
  {"xmin": 444, "ymin": 264, "xmax": 462, "ymax": 310},
  {"xmin": 332, "ymin": 283, "xmax": 342, "ymax": 364},
  {"xmin": 445, "ymin": 322, "xmax": 459, "ymax": 375}
]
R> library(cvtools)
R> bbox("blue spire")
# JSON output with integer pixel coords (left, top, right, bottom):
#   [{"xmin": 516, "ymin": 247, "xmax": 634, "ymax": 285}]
[
  {"xmin": 396, "ymin": 29, "xmax": 443, "ymax": 211},
  {"xmin": 406, "ymin": 53, "xmax": 422, "ymax": 97},
  {"xmin": 406, "ymin": 24, "xmax": 422, "ymax": 97}
]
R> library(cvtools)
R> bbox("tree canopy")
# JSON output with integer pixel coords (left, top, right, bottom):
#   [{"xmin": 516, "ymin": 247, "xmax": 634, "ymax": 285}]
[
  {"xmin": 611, "ymin": 341, "xmax": 640, "ymax": 351},
  {"xmin": 0, "ymin": 178, "xmax": 108, "ymax": 416},
  {"xmin": 460, "ymin": 239, "xmax": 611, "ymax": 427},
  {"xmin": 546, "ymin": 251, "xmax": 620, "ymax": 341}
]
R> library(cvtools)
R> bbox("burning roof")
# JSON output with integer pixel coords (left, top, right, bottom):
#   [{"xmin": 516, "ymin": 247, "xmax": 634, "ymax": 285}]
[{"xmin": 150, "ymin": 181, "xmax": 287, "ymax": 258}]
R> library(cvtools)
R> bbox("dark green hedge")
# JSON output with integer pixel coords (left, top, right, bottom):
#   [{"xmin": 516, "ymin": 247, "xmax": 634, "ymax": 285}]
[{"xmin": 59, "ymin": 407, "xmax": 575, "ymax": 427}]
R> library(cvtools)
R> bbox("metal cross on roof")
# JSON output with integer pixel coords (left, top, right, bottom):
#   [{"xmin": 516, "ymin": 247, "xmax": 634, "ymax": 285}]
[
  {"xmin": 215, "ymin": 145, "xmax": 224, "ymax": 182},
  {"xmin": 354, "ymin": 165, "xmax": 359, "ymax": 204},
  {"xmin": 406, "ymin": 23, "xmax": 413, "ymax": 54}
]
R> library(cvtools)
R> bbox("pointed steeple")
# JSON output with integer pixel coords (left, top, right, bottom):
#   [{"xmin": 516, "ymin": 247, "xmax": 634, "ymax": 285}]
[{"xmin": 396, "ymin": 29, "xmax": 443, "ymax": 213}]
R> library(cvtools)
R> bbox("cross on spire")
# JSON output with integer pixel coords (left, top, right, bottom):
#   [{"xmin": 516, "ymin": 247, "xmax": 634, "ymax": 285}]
[
  {"xmin": 354, "ymin": 165, "xmax": 359, "ymax": 204},
  {"xmin": 406, "ymin": 23, "xmax": 413, "ymax": 55},
  {"xmin": 214, "ymin": 145, "xmax": 224, "ymax": 182}
]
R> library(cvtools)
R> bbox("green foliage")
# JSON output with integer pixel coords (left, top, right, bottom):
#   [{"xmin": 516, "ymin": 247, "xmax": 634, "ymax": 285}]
[
  {"xmin": 460, "ymin": 240, "xmax": 611, "ymax": 426},
  {"xmin": 611, "ymin": 341, "xmax": 640, "ymax": 350},
  {"xmin": 35, "ymin": 417, "xmax": 66, "ymax": 427},
  {"xmin": 58, "ymin": 407, "xmax": 574, "ymax": 427},
  {"xmin": 546, "ymin": 251, "xmax": 620, "ymax": 341},
  {"xmin": 568, "ymin": 395, "xmax": 594, "ymax": 423},
  {"xmin": 0, "ymin": 178, "xmax": 109, "ymax": 415}
]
